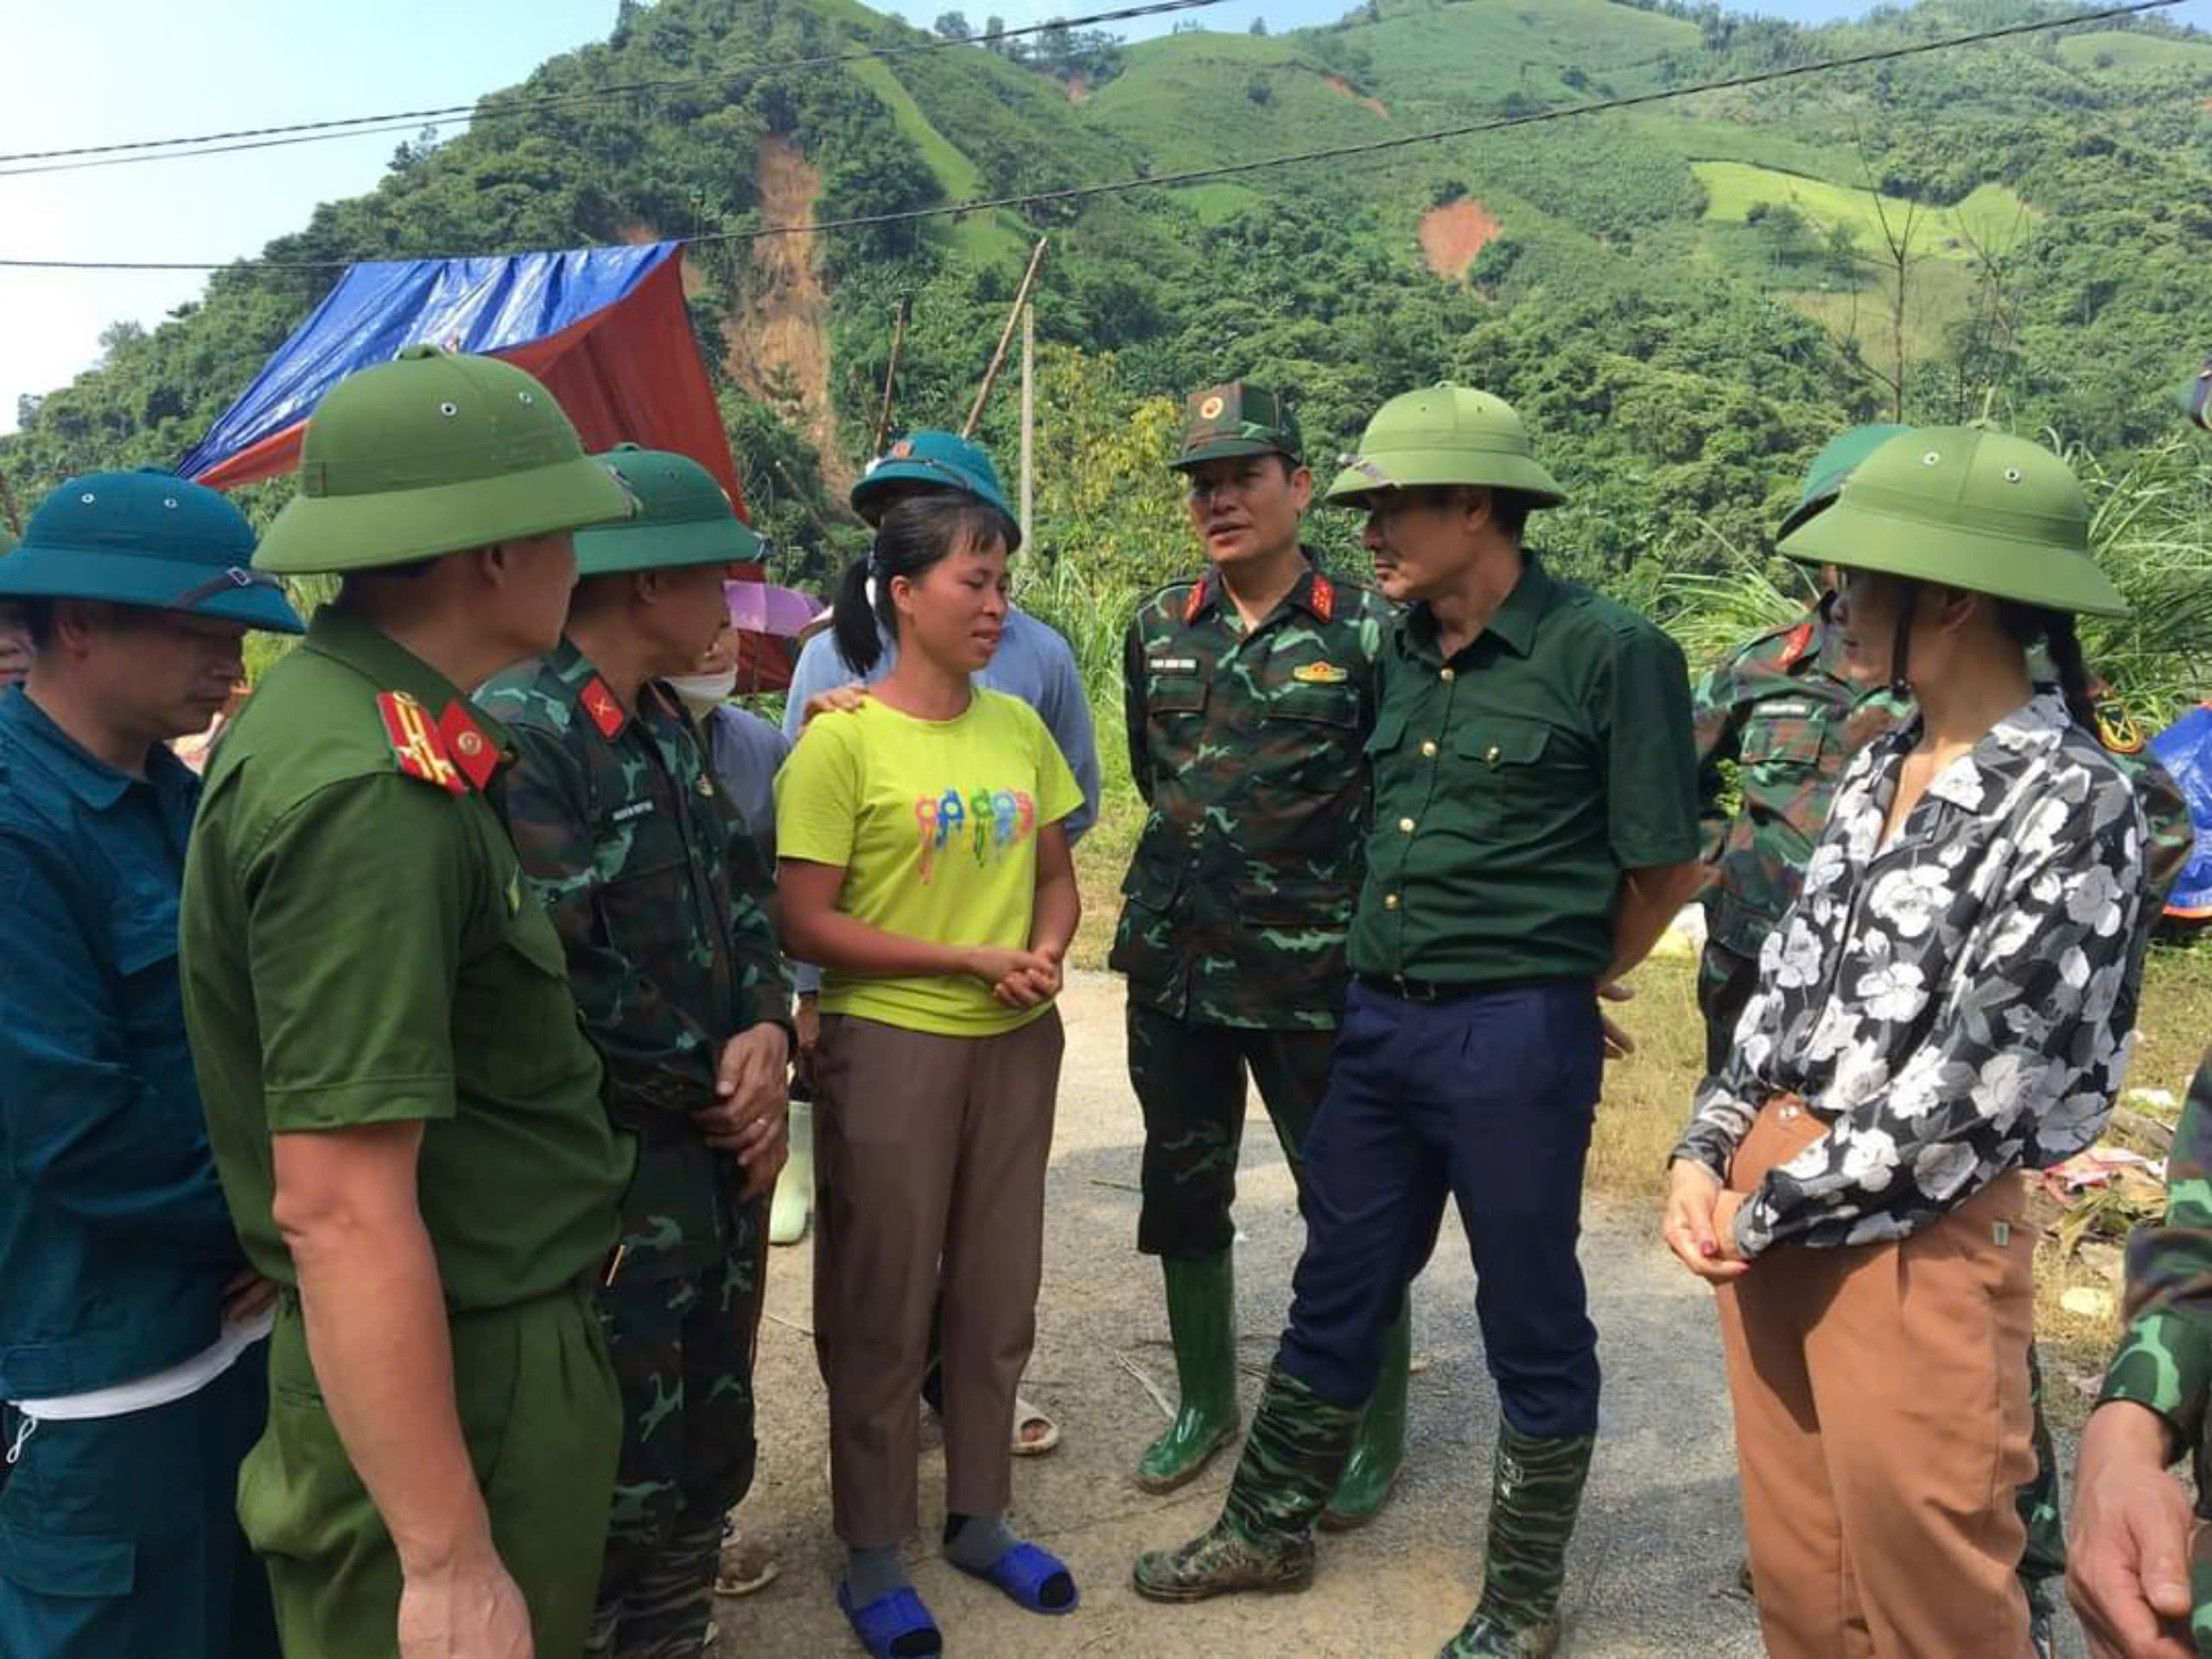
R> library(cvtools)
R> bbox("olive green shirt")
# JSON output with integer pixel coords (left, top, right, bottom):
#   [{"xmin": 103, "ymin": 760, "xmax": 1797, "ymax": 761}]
[
  {"xmin": 1350, "ymin": 556, "xmax": 1700, "ymax": 986},
  {"xmin": 180, "ymin": 607, "xmax": 631, "ymax": 1312}
]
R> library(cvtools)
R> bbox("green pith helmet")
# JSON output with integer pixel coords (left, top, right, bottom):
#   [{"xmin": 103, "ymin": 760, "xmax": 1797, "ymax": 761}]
[
  {"xmin": 1173, "ymin": 382, "xmax": 1301, "ymax": 471},
  {"xmin": 1323, "ymin": 384, "xmax": 1567, "ymax": 510},
  {"xmin": 254, "ymin": 346, "xmax": 633, "ymax": 576},
  {"xmin": 1779, "ymin": 427, "xmax": 2126, "ymax": 617},
  {"xmin": 1777, "ymin": 423, "xmax": 1910, "ymax": 539},
  {"xmin": 574, "ymin": 445, "xmax": 762, "ymax": 576},
  {"xmin": 0, "ymin": 469, "xmax": 303, "ymax": 632}
]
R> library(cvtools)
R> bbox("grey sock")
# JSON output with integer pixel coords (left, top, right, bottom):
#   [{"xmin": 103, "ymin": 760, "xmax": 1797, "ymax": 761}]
[
  {"xmin": 845, "ymin": 1544, "xmax": 909, "ymax": 1607},
  {"xmin": 942, "ymin": 1511, "xmax": 1018, "ymax": 1571}
]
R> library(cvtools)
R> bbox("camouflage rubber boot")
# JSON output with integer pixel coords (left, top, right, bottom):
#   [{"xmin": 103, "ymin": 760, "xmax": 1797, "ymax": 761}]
[
  {"xmin": 2016, "ymin": 1342, "xmax": 2064, "ymax": 1655},
  {"xmin": 1135, "ymin": 1251, "xmax": 1241, "ymax": 1493},
  {"xmin": 1439, "ymin": 1425, "xmax": 1595, "ymax": 1658},
  {"xmin": 1131, "ymin": 1364, "xmax": 1360, "ymax": 1604},
  {"xmin": 1319, "ymin": 1304, "xmax": 1411, "ymax": 1530}
]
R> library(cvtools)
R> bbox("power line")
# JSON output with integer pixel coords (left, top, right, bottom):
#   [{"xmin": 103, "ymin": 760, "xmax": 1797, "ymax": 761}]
[
  {"xmin": 0, "ymin": 0, "xmax": 2183, "ymax": 274},
  {"xmin": 0, "ymin": 0, "xmax": 1230, "ymax": 175}
]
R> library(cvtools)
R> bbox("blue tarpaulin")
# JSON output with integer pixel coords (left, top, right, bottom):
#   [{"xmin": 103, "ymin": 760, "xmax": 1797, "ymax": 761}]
[
  {"xmin": 176, "ymin": 242, "xmax": 738, "ymax": 504},
  {"xmin": 2149, "ymin": 702, "xmax": 2212, "ymax": 918}
]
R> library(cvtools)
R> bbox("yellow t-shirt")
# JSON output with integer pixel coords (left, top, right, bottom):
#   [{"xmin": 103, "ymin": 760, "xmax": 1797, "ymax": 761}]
[{"xmin": 775, "ymin": 690, "xmax": 1084, "ymax": 1036}]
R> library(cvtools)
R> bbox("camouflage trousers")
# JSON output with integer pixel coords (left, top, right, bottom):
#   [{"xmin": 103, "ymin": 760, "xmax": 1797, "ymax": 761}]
[
  {"xmin": 1705, "ymin": 943, "xmax": 2067, "ymax": 1589},
  {"xmin": 587, "ymin": 1208, "xmax": 766, "ymax": 1659},
  {"xmin": 1127, "ymin": 1002, "xmax": 1338, "ymax": 1260},
  {"xmin": 1696, "ymin": 942, "xmax": 1764, "ymax": 1080}
]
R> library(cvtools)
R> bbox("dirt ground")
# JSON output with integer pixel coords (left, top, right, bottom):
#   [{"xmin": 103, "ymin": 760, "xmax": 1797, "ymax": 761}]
[{"xmin": 713, "ymin": 969, "xmax": 2089, "ymax": 1657}]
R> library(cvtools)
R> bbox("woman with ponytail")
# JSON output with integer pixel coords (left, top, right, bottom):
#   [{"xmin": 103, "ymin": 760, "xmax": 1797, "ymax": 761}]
[
  {"xmin": 775, "ymin": 493, "xmax": 1084, "ymax": 1658},
  {"xmin": 1659, "ymin": 429, "xmax": 2152, "ymax": 1657}
]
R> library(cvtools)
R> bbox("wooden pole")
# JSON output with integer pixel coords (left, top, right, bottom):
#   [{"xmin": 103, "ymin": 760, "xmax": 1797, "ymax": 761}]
[
  {"xmin": 872, "ymin": 294, "xmax": 912, "ymax": 456},
  {"xmin": 772, "ymin": 458, "xmax": 842, "ymax": 542},
  {"xmin": 1019, "ymin": 302, "xmax": 1034, "ymax": 547},
  {"xmin": 963, "ymin": 237, "xmax": 1049, "ymax": 439}
]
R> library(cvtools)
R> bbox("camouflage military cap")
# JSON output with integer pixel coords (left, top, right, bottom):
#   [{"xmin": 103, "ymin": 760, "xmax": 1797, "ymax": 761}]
[{"xmin": 1173, "ymin": 382, "xmax": 1302, "ymax": 472}]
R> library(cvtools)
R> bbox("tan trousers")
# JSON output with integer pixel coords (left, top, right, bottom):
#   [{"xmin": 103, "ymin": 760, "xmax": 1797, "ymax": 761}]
[
  {"xmin": 814, "ymin": 1009, "xmax": 1065, "ymax": 1549},
  {"xmin": 1714, "ymin": 1096, "xmax": 2037, "ymax": 1659}
]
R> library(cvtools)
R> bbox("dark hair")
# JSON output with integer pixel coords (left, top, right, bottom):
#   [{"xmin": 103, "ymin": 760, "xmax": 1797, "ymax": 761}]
[
  {"xmin": 1997, "ymin": 600, "xmax": 2097, "ymax": 730},
  {"xmin": 1488, "ymin": 487, "xmax": 1537, "ymax": 542},
  {"xmin": 16, "ymin": 599, "xmax": 54, "ymax": 651},
  {"xmin": 831, "ymin": 493, "xmax": 1017, "ymax": 677}
]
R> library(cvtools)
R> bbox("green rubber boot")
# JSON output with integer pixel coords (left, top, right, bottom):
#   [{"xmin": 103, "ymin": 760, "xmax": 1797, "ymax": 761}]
[
  {"xmin": 1135, "ymin": 1251, "xmax": 1241, "ymax": 1493},
  {"xmin": 1132, "ymin": 1364, "xmax": 1361, "ymax": 1604},
  {"xmin": 1439, "ymin": 1424, "xmax": 1594, "ymax": 1658},
  {"xmin": 767, "ymin": 1098, "xmax": 813, "ymax": 1246},
  {"xmin": 1320, "ymin": 1303, "xmax": 1411, "ymax": 1530}
]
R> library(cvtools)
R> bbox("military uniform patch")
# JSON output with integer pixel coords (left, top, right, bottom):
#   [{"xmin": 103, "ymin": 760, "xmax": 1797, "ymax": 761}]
[
  {"xmin": 1294, "ymin": 662, "xmax": 1350, "ymax": 685},
  {"xmin": 1310, "ymin": 573, "xmax": 1336, "ymax": 622},
  {"xmin": 437, "ymin": 702, "xmax": 499, "ymax": 791},
  {"xmin": 377, "ymin": 690, "xmax": 465, "ymax": 795},
  {"xmin": 1148, "ymin": 656, "xmax": 1199, "ymax": 675},
  {"xmin": 581, "ymin": 676, "xmax": 626, "ymax": 739}
]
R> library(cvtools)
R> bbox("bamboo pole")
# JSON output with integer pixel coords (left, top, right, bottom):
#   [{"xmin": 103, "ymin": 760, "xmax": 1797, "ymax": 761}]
[
  {"xmin": 962, "ymin": 237, "xmax": 1049, "ymax": 439},
  {"xmin": 1019, "ymin": 302, "xmax": 1034, "ymax": 546},
  {"xmin": 871, "ymin": 293, "xmax": 912, "ymax": 456}
]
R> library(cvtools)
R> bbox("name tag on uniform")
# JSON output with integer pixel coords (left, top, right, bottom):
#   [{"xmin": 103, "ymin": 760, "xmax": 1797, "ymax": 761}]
[
  {"xmin": 1294, "ymin": 662, "xmax": 1349, "ymax": 684},
  {"xmin": 1762, "ymin": 701, "xmax": 1815, "ymax": 718},
  {"xmin": 1148, "ymin": 656, "xmax": 1198, "ymax": 674},
  {"xmin": 611, "ymin": 800, "xmax": 655, "ymax": 824}
]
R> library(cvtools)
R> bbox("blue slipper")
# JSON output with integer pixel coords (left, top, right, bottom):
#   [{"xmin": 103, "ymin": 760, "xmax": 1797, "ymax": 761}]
[
  {"xmin": 836, "ymin": 1580, "xmax": 942, "ymax": 1657},
  {"xmin": 953, "ymin": 1539, "xmax": 1080, "ymax": 1615}
]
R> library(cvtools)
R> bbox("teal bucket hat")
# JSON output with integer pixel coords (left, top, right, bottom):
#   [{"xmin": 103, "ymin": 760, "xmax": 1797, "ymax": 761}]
[
  {"xmin": 0, "ymin": 469, "xmax": 304, "ymax": 632},
  {"xmin": 850, "ymin": 429, "xmax": 1021, "ymax": 549},
  {"xmin": 575, "ymin": 445, "xmax": 763, "ymax": 576}
]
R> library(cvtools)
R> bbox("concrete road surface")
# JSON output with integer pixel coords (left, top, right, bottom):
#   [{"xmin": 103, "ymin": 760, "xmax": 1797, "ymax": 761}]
[{"xmin": 715, "ymin": 970, "xmax": 2083, "ymax": 1656}]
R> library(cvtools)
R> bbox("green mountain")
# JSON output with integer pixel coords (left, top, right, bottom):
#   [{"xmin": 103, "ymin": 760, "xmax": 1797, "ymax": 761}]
[{"xmin": 9, "ymin": 0, "xmax": 2212, "ymax": 594}]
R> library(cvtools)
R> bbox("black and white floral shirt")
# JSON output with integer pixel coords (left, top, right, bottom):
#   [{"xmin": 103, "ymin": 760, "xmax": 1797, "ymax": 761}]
[{"xmin": 1675, "ymin": 692, "xmax": 2147, "ymax": 1255}]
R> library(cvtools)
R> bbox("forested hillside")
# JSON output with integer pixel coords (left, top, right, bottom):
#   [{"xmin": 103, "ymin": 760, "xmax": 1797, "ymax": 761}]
[{"xmin": 9, "ymin": 0, "xmax": 2212, "ymax": 714}]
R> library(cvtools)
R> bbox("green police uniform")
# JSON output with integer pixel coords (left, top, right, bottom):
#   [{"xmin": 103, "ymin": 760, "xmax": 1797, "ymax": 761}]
[
  {"xmin": 180, "ymin": 346, "xmax": 637, "ymax": 1659},
  {"xmin": 478, "ymin": 446, "xmax": 784, "ymax": 1659},
  {"xmin": 1112, "ymin": 383, "xmax": 1407, "ymax": 1512}
]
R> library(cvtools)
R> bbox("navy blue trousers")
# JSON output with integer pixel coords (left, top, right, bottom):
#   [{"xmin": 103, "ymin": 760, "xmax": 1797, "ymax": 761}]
[
  {"xmin": 1276, "ymin": 978, "xmax": 1605, "ymax": 1440},
  {"xmin": 0, "ymin": 1351, "xmax": 277, "ymax": 1659}
]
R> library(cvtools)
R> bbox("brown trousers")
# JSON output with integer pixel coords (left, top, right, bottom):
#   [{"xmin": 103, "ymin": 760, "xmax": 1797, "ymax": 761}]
[
  {"xmin": 1714, "ymin": 1096, "xmax": 2037, "ymax": 1659},
  {"xmin": 813, "ymin": 1009, "xmax": 1065, "ymax": 1549}
]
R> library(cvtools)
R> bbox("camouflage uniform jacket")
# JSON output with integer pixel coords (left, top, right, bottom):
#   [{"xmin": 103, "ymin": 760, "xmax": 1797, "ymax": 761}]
[
  {"xmin": 1695, "ymin": 601, "xmax": 2195, "ymax": 966},
  {"xmin": 2102, "ymin": 1046, "xmax": 2212, "ymax": 1523},
  {"xmin": 1693, "ymin": 601, "xmax": 1903, "ymax": 963},
  {"xmin": 480, "ymin": 638, "xmax": 784, "ymax": 1281},
  {"xmin": 1110, "ymin": 559, "xmax": 1395, "ymax": 1028}
]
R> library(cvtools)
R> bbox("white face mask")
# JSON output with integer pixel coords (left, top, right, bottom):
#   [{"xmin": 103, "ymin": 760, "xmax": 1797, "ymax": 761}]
[{"xmin": 667, "ymin": 667, "xmax": 738, "ymax": 718}]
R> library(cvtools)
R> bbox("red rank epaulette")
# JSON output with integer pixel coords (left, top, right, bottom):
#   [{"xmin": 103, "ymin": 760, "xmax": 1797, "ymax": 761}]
[
  {"xmin": 377, "ymin": 690, "xmax": 466, "ymax": 796},
  {"xmin": 1310, "ymin": 573, "xmax": 1336, "ymax": 622},
  {"xmin": 580, "ymin": 675, "xmax": 626, "ymax": 739},
  {"xmin": 1183, "ymin": 580, "xmax": 1209, "ymax": 626},
  {"xmin": 1780, "ymin": 620, "xmax": 1815, "ymax": 669},
  {"xmin": 437, "ymin": 701, "xmax": 499, "ymax": 791}
]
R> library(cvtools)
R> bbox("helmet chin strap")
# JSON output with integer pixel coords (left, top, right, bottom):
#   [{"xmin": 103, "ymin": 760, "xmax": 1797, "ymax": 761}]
[{"xmin": 1887, "ymin": 580, "xmax": 1918, "ymax": 701}]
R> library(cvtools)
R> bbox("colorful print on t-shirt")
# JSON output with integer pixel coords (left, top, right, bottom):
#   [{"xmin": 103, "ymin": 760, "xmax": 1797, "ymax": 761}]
[{"xmin": 915, "ymin": 786, "xmax": 1039, "ymax": 880}]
